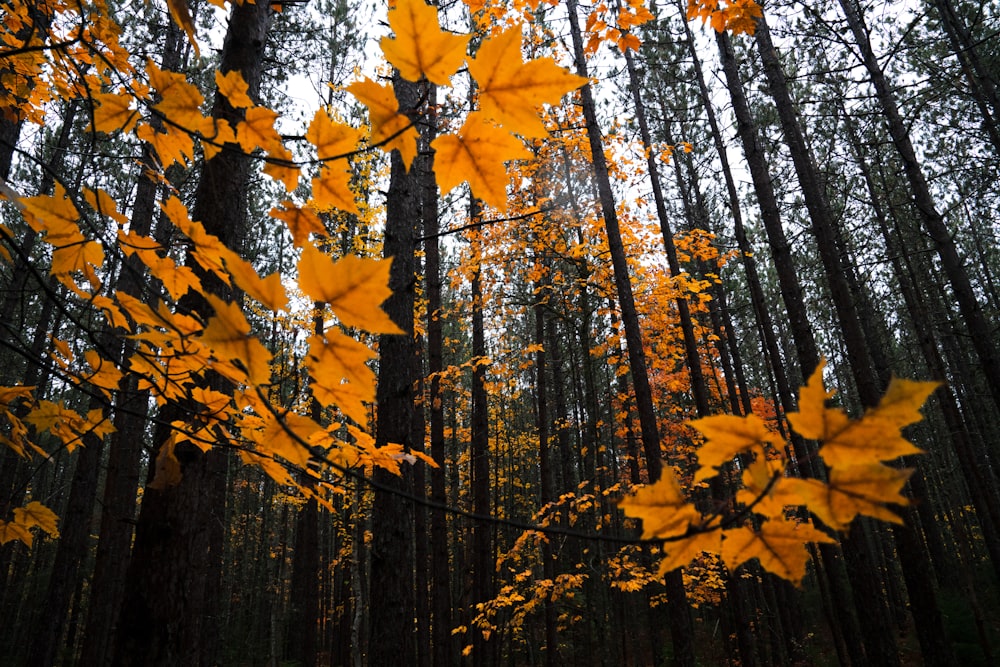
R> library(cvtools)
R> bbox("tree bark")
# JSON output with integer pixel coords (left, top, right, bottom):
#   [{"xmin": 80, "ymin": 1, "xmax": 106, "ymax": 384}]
[{"xmin": 111, "ymin": 2, "xmax": 272, "ymax": 664}]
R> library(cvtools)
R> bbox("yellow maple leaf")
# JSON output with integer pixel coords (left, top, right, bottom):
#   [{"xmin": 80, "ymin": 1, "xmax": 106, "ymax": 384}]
[
  {"xmin": 51, "ymin": 239, "xmax": 104, "ymax": 284},
  {"xmin": 618, "ymin": 467, "xmax": 701, "ymax": 540},
  {"xmin": 14, "ymin": 501, "xmax": 60, "ymax": 538},
  {"xmin": 0, "ymin": 520, "xmax": 33, "ymax": 547},
  {"xmin": 721, "ymin": 518, "xmax": 833, "ymax": 585},
  {"xmin": 137, "ymin": 122, "xmax": 195, "ymax": 168},
  {"xmin": 656, "ymin": 529, "xmax": 723, "ymax": 576},
  {"xmin": 224, "ymin": 254, "xmax": 288, "ymax": 312},
  {"xmin": 468, "ymin": 26, "xmax": 587, "ymax": 138},
  {"xmin": 143, "ymin": 254, "xmax": 202, "ymax": 301},
  {"xmin": 261, "ymin": 410, "xmax": 321, "ymax": 468},
  {"xmin": 270, "ymin": 202, "xmax": 326, "ymax": 247},
  {"xmin": 689, "ymin": 413, "xmax": 774, "ymax": 481},
  {"xmin": 430, "ymin": 112, "xmax": 530, "ymax": 212},
  {"xmin": 789, "ymin": 362, "xmax": 935, "ymax": 468},
  {"xmin": 347, "ymin": 77, "xmax": 419, "ymax": 169},
  {"xmin": 263, "ymin": 144, "xmax": 300, "ymax": 193},
  {"xmin": 148, "ymin": 61, "xmax": 205, "ymax": 129},
  {"xmin": 381, "ymin": 0, "xmax": 469, "ymax": 85},
  {"xmin": 215, "ymin": 69, "xmax": 254, "ymax": 109},
  {"xmin": 236, "ymin": 106, "xmax": 285, "ymax": 155},
  {"xmin": 199, "ymin": 294, "xmax": 273, "ymax": 385},
  {"xmin": 306, "ymin": 107, "xmax": 361, "ymax": 162},
  {"xmin": 296, "ymin": 244, "xmax": 403, "ymax": 334},
  {"xmin": 310, "ymin": 167, "xmax": 359, "ymax": 215},
  {"xmin": 83, "ymin": 349, "xmax": 123, "ymax": 396},
  {"xmin": 164, "ymin": 0, "xmax": 200, "ymax": 56},
  {"xmin": 91, "ymin": 90, "xmax": 138, "ymax": 134},
  {"xmin": 779, "ymin": 463, "xmax": 913, "ymax": 530},
  {"xmin": 306, "ymin": 331, "xmax": 376, "ymax": 403},
  {"xmin": 20, "ymin": 183, "xmax": 81, "ymax": 243}
]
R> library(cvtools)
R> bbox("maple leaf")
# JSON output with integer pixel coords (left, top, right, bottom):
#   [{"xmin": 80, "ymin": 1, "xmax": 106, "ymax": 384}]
[
  {"xmin": 148, "ymin": 61, "xmax": 205, "ymax": 129},
  {"xmin": 91, "ymin": 90, "xmax": 138, "ymax": 134},
  {"xmin": 296, "ymin": 244, "xmax": 403, "ymax": 334},
  {"xmin": 224, "ymin": 254, "xmax": 288, "ymax": 312},
  {"xmin": 263, "ymin": 144, "xmax": 300, "ymax": 193},
  {"xmin": 618, "ymin": 467, "xmax": 701, "ymax": 540},
  {"xmin": 20, "ymin": 183, "xmax": 81, "ymax": 243},
  {"xmin": 721, "ymin": 518, "xmax": 833, "ymax": 584},
  {"xmin": 791, "ymin": 465, "xmax": 914, "ymax": 531},
  {"xmin": 0, "ymin": 501, "xmax": 59, "ymax": 547},
  {"xmin": 261, "ymin": 410, "xmax": 321, "ymax": 469},
  {"xmin": 271, "ymin": 202, "xmax": 326, "ymax": 247},
  {"xmin": 310, "ymin": 168, "xmax": 359, "ymax": 215},
  {"xmin": 468, "ymin": 26, "xmax": 587, "ymax": 138},
  {"xmin": 657, "ymin": 529, "xmax": 723, "ymax": 576},
  {"xmin": 83, "ymin": 349, "xmax": 123, "ymax": 397},
  {"xmin": 215, "ymin": 70, "xmax": 254, "ymax": 109},
  {"xmin": 788, "ymin": 362, "xmax": 935, "ymax": 468},
  {"xmin": 304, "ymin": 330, "xmax": 377, "ymax": 425},
  {"xmin": 348, "ymin": 77, "xmax": 419, "ymax": 169},
  {"xmin": 688, "ymin": 413, "xmax": 775, "ymax": 481},
  {"xmin": 381, "ymin": 0, "xmax": 469, "ymax": 85},
  {"xmin": 137, "ymin": 122, "xmax": 195, "ymax": 168},
  {"xmin": 306, "ymin": 107, "xmax": 362, "ymax": 161},
  {"xmin": 199, "ymin": 294, "xmax": 273, "ymax": 385},
  {"xmin": 236, "ymin": 106, "xmax": 285, "ymax": 155},
  {"xmin": 14, "ymin": 501, "xmax": 60, "ymax": 538},
  {"xmin": 430, "ymin": 112, "xmax": 531, "ymax": 212}
]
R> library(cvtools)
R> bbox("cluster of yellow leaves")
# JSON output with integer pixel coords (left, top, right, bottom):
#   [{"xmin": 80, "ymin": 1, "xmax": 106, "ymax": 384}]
[
  {"xmin": 686, "ymin": 0, "xmax": 762, "ymax": 35},
  {"xmin": 0, "ymin": 384, "xmax": 119, "ymax": 546},
  {"xmin": 584, "ymin": 0, "xmax": 655, "ymax": 55},
  {"xmin": 0, "ymin": 501, "xmax": 59, "ymax": 547},
  {"xmin": 620, "ymin": 361, "xmax": 937, "ymax": 584}
]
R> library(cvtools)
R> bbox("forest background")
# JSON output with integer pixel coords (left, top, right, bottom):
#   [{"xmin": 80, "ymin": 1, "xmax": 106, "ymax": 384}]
[{"xmin": 0, "ymin": 0, "xmax": 998, "ymax": 664}]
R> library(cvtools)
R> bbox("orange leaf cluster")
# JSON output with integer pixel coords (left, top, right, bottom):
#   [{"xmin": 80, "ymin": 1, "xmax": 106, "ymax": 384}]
[{"xmin": 621, "ymin": 361, "xmax": 937, "ymax": 584}]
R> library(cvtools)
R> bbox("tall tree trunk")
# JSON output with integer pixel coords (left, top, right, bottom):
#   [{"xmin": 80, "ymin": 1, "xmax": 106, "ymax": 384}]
[
  {"xmin": 469, "ymin": 208, "xmax": 493, "ymax": 664},
  {"xmin": 421, "ymin": 84, "xmax": 455, "ymax": 667},
  {"xmin": 564, "ymin": 0, "xmax": 695, "ymax": 663},
  {"xmin": 753, "ymin": 12, "xmax": 956, "ymax": 665},
  {"xmin": 837, "ymin": 0, "xmax": 1000, "ymax": 415},
  {"xmin": 367, "ymin": 71, "xmax": 421, "ymax": 667},
  {"xmin": 715, "ymin": 28, "xmax": 871, "ymax": 667},
  {"xmin": 111, "ymin": 2, "xmax": 273, "ymax": 664}
]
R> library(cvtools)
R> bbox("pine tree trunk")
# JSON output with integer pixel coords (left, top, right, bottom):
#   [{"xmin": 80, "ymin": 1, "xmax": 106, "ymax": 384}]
[
  {"xmin": 564, "ymin": 0, "xmax": 695, "ymax": 663},
  {"xmin": 110, "ymin": 2, "xmax": 272, "ymax": 663},
  {"xmin": 368, "ymin": 71, "xmax": 421, "ymax": 667}
]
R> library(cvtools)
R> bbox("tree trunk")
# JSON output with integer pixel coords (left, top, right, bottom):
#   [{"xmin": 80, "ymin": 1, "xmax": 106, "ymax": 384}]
[
  {"xmin": 564, "ymin": 0, "xmax": 695, "ymax": 663},
  {"xmin": 367, "ymin": 71, "xmax": 422, "ymax": 667},
  {"xmin": 111, "ymin": 2, "xmax": 273, "ymax": 664}
]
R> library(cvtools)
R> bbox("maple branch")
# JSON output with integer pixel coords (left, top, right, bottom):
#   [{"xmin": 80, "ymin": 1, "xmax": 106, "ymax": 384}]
[{"xmin": 417, "ymin": 204, "xmax": 559, "ymax": 242}]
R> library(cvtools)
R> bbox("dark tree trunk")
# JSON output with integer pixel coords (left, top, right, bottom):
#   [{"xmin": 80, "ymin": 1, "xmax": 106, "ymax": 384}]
[
  {"xmin": 111, "ymin": 2, "xmax": 272, "ymax": 664},
  {"xmin": 564, "ymin": 0, "xmax": 695, "ymax": 663},
  {"xmin": 421, "ymin": 84, "xmax": 455, "ymax": 667},
  {"xmin": 367, "ymin": 71, "xmax": 421, "ymax": 667}
]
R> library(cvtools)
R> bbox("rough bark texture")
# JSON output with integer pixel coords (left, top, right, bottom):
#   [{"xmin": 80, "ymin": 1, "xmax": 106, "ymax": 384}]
[{"xmin": 367, "ymin": 70, "xmax": 421, "ymax": 667}]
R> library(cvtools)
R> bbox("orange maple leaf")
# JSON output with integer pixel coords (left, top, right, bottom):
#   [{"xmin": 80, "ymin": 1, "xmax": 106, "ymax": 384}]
[
  {"xmin": 618, "ymin": 467, "xmax": 701, "ymax": 540},
  {"xmin": 297, "ymin": 245, "xmax": 402, "ymax": 334},
  {"xmin": 468, "ymin": 26, "xmax": 587, "ymax": 138},
  {"xmin": 348, "ymin": 77, "xmax": 419, "ymax": 169},
  {"xmin": 381, "ymin": 0, "xmax": 469, "ymax": 85},
  {"xmin": 430, "ymin": 112, "xmax": 530, "ymax": 212}
]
